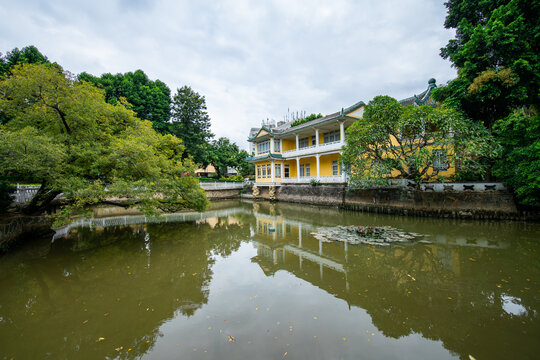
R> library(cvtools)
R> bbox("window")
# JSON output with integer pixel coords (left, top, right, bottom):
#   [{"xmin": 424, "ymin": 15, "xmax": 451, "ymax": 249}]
[
  {"xmin": 257, "ymin": 140, "xmax": 270, "ymax": 154},
  {"xmin": 257, "ymin": 165, "xmax": 261, "ymax": 178},
  {"xmin": 284, "ymin": 165, "xmax": 290, "ymax": 178},
  {"xmin": 262, "ymin": 164, "xmax": 267, "ymax": 178},
  {"xmin": 267, "ymin": 164, "xmax": 271, "ymax": 178},
  {"xmin": 275, "ymin": 164, "xmax": 282, "ymax": 178},
  {"xmin": 305, "ymin": 164, "xmax": 310, "ymax": 177},
  {"xmin": 324, "ymin": 131, "xmax": 340, "ymax": 143},
  {"xmin": 274, "ymin": 139, "xmax": 281, "ymax": 152},
  {"xmin": 299, "ymin": 164, "xmax": 305, "ymax": 177},
  {"xmin": 433, "ymin": 150, "xmax": 448, "ymax": 170},
  {"xmin": 299, "ymin": 137, "xmax": 310, "ymax": 149},
  {"xmin": 312, "ymin": 136, "xmax": 316, "ymax": 146},
  {"xmin": 332, "ymin": 160, "xmax": 339, "ymax": 176}
]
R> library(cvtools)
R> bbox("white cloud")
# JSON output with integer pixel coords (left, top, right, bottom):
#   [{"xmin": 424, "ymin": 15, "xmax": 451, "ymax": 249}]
[{"xmin": 0, "ymin": 0, "xmax": 456, "ymax": 150}]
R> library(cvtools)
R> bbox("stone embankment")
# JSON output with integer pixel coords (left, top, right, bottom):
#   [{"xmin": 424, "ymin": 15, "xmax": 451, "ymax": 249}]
[{"xmin": 247, "ymin": 184, "xmax": 539, "ymax": 221}]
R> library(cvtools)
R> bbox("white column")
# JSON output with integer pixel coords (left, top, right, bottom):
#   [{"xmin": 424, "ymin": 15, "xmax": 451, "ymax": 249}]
[
  {"xmin": 316, "ymin": 154, "xmax": 320, "ymax": 179},
  {"xmin": 296, "ymin": 157, "xmax": 300, "ymax": 180},
  {"xmin": 255, "ymin": 165, "xmax": 258, "ymax": 180},
  {"xmin": 298, "ymin": 223, "xmax": 302, "ymax": 247},
  {"xmin": 295, "ymin": 134, "xmax": 299, "ymax": 150},
  {"xmin": 271, "ymin": 160, "xmax": 275, "ymax": 183},
  {"xmin": 270, "ymin": 137, "xmax": 274, "ymax": 153},
  {"xmin": 340, "ymin": 121, "xmax": 345, "ymax": 144},
  {"xmin": 315, "ymin": 129, "xmax": 319, "ymax": 147}
]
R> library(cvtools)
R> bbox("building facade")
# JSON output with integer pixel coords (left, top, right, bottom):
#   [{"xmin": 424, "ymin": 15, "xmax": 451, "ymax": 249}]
[{"xmin": 247, "ymin": 79, "xmax": 442, "ymax": 185}]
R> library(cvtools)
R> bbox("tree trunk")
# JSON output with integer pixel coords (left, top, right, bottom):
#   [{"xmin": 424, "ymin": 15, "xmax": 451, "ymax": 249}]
[{"xmin": 22, "ymin": 180, "xmax": 62, "ymax": 215}]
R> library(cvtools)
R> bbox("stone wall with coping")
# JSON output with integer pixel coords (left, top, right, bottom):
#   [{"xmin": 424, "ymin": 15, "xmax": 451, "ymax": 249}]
[
  {"xmin": 250, "ymin": 184, "xmax": 538, "ymax": 221},
  {"xmin": 205, "ymin": 188, "xmax": 241, "ymax": 200}
]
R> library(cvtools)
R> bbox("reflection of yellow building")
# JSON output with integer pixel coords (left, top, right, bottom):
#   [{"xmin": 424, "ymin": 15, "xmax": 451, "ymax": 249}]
[{"xmin": 247, "ymin": 79, "xmax": 455, "ymax": 184}]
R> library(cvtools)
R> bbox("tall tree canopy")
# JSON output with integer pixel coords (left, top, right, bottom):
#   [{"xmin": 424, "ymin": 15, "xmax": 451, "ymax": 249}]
[
  {"xmin": 0, "ymin": 45, "xmax": 50, "ymax": 78},
  {"xmin": 436, "ymin": 0, "xmax": 539, "ymax": 129},
  {"xmin": 207, "ymin": 138, "xmax": 251, "ymax": 178},
  {"xmin": 341, "ymin": 96, "xmax": 500, "ymax": 187},
  {"xmin": 0, "ymin": 64, "xmax": 207, "ymax": 221},
  {"xmin": 169, "ymin": 86, "xmax": 214, "ymax": 165},
  {"xmin": 435, "ymin": 0, "xmax": 540, "ymax": 205},
  {"xmin": 79, "ymin": 70, "xmax": 171, "ymax": 134}
]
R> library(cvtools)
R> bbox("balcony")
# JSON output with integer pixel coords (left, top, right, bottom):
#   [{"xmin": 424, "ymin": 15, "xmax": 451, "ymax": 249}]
[
  {"xmin": 281, "ymin": 140, "xmax": 343, "ymax": 158},
  {"xmin": 281, "ymin": 175, "xmax": 346, "ymax": 184}
]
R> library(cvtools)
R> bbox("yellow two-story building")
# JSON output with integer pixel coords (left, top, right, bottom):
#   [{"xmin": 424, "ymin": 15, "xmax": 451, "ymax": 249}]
[{"xmin": 247, "ymin": 79, "xmax": 441, "ymax": 185}]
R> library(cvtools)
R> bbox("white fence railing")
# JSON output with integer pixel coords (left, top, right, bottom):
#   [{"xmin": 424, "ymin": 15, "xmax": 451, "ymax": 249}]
[
  {"xmin": 281, "ymin": 141, "xmax": 343, "ymax": 158},
  {"xmin": 281, "ymin": 175, "xmax": 346, "ymax": 184},
  {"xmin": 387, "ymin": 179, "xmax": 506, "ymax": 192},
  {"xmin": 11, "ymin": 184, "xmax": 41, "ymax": 204},
  {"xmin": 199, "ymin": 181, "xmax": 249, "ymax": 190}
]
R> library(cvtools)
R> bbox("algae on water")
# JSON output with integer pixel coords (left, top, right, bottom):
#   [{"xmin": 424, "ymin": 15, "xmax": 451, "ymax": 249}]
[{"xmin": 311, "ymin": 225, "xmax": 424, "ymax": 246}]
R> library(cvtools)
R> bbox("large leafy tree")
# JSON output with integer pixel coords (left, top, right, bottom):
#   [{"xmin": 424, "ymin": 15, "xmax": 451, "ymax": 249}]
[
  {"xmin": 341, "ymin": 96, "xmax": 500, "ymax": 187},
  {"xmin": 436, "ymin": 0, "xmax": 539, "ymax": 130},
  {"xmin": 78, "ymin": 70, "xmax": 171, "ymax": 134},
  {"xmin": 0, "ymin": 45, "xmax": 49, "ymax": 78},
  {"xmin": 207, "ymin": 137, "xmax": 247, "ymax": 178},
  {"xmin": 492, "ymin": 109, "xmax": 540, "ymax": 205},
  {"xmin": 435, "ymin": 0, "xmax": 540, "ymax": 204},
  {"xmin": 169, "ymin": 86, "xmax": 214, "ymax": 165},
  {"xmin": 0, "ymin": 63, "xmax": 207, "ymax": 221}
]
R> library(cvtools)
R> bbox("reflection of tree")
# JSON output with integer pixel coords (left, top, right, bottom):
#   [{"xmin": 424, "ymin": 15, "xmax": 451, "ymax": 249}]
[
  {"xmin": 249, "ymin": 205, "xmax": 540, "ymax": 360},
  {"xmin": 0, "ymin": 214, "xmax": 250, "ymax": 359}
]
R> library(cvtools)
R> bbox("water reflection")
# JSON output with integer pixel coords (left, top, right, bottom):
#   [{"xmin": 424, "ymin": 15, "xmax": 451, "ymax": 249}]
[
  {"xmin": 250, "ymin": 201, "xmax": 540, "ymax": 359},
  {"xmin": 0, "ymin": 200, "xmax": 538, "ymax": 359}
]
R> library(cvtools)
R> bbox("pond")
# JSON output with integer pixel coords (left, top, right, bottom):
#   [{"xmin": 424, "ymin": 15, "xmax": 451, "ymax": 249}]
[{"xmin": 1, "ymin": 200, "xmax": 539, "ymax": 359}]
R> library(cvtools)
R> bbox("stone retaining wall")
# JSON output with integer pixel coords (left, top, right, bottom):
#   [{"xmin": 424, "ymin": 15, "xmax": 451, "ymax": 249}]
[
  {"xmin": 250, "ymin": 184, "xmax": 538, "ymax": 221},
  {"xmin": 205, "ymin": 188, "xmax": 241, "ymax": 200}
]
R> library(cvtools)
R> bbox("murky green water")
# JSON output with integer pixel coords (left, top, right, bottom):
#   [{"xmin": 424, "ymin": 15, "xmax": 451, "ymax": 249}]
[{"xmin": 1, "ymin": 200, "xmax": 539, "ymax": 359}]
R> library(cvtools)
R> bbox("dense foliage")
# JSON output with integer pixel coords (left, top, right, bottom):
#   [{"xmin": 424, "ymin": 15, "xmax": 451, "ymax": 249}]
[
  {"xmin": 290, "ymin": 113, "xmax": 323, "ymax": 127},
  {"xmin": 434, "ymin": 0, "xmax": 540, "ymax": 205},
  {"xmin": 341, "ymin": 96, "xmax": 500, "ymax": 187},
  {"xmin": 207, "ymin": 137, "xmax": 251, "ymax": 178},
  {"xmin": 78, "ymin": 70, "xmax": 171, "ymax": 134},
  {"xmin": 0, "ymin": 64, "xmax": 208, "ymax": 221},
  {"xmin": 169, "ymin": 86, "xmax": 214, "ymax": 165},
  {"xmin": 0, "ymin": 45, "xmax": 49, "ymax": 78}
]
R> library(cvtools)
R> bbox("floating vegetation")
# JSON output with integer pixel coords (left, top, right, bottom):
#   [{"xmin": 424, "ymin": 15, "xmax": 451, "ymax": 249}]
[{"xmin": 311, "ymin": 225, "xmax": 424, "ymax": 246}]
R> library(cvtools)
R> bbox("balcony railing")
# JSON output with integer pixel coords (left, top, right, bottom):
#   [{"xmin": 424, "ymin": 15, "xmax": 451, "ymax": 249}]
[
  {"xmin": 281, "ymin": 141, "xmax": 343, "ymax": 158},
  {"xmin": 281, "ymin": 175, "xmax": 346, "ymax": 184}
]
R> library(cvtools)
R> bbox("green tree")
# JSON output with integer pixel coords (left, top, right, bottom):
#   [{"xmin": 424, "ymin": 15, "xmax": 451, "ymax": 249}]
[
  {"xmin": 169, "ymin": 86, "xmax": 214, "ymax": 165},
  {"xmin": 78, "ymin": 70, "xmax": 171, "ymax": 134},
  {"xmin": 291, "ymin": 113, "xmax": 323, "ymax": 127},
  {"xmin": 492, "ymin": 109, "xmax": 540, "ymax": 206},
  {"xmin": 207, "ymin": 138, "xmax": 242, "ymax": 178},
  {"xmin": 0, "ymin": 45, "xmax": 49, "ymax": 78},
  {"xmin": 341, "ymin": 96, "xmax": 500, "ymax": 187},
  {"xmin": 0, "ymin": 63, "xmax": 208, "ymax": 221},
  {"xmin": 435, "ymin": 0, "xmax": 539, "ymax": 130},
  {"xmin": 435, "ymin": 0, "xmax": 540, "ymax": 204}
]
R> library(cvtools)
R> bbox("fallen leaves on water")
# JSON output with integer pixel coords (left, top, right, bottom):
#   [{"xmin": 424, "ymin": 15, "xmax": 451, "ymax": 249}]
[
  {"xmin": 104, "ymin": 313, "xmax": 109, "ymax": 317},
  {"xmin": 468, "ymin": 258, "xmax": 476, "ymax": 262},
  {"xmin": 342, "ymin": 337, "xmax": 347, "ymax": 341},
  {"xmin": 496, "ymin": 284, "xmax": 502, "ymax": 288},
  {"xmin": 228, "ymin": 336, "xmax": 236, "ymax": 342},
  {"xmin": 407, "ymin": 274, "xmax": 416, "ymax": 281},
  {"xmin": 96, "ymin": 337, "xmax": 105, "ymax": 342},
  {"xmin": 82, "ymin": 320, "xmax": 88, "ymax": 324},
  {"xmin": 115, "ymin": 346, "xmax": 123, "ymax": 351},
  {"xmin": 313, "ymin": 317, "xmax": 318, "ymax": 320},
  {"xmin": 282, "ymin": 351, "xmax": 288, "ymax": 359},
  {"xmin": 469, "ymin": 355, "xmax": 476, "ymax": 360}
]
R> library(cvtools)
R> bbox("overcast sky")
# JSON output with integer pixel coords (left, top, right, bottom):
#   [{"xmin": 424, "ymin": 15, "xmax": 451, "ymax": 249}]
[{"xmin": 1, "ymin": 0, "xmax": 456, "ymax": 149}]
